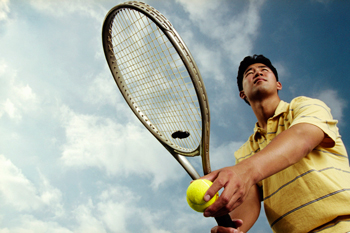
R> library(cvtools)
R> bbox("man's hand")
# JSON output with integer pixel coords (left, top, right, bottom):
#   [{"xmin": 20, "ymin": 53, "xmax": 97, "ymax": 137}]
[
  {"xmin": 211, "ymin": 219, "xmax": 244, "ymax": 233},
  {"xmin": 202, "ymin": 163, "xmax": 256, "ymax": 218}
]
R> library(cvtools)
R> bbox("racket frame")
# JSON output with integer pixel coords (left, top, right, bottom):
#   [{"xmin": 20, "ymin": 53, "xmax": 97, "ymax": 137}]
[{"xmin": 102, "ymin": 1, "xmax": 211, "ymax": 178}]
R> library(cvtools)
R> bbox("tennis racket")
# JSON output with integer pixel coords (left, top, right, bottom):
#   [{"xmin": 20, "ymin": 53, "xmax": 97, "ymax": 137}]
[{"xmin": 102, "ymin": 1, "xmax": 236, "ymax": 229}]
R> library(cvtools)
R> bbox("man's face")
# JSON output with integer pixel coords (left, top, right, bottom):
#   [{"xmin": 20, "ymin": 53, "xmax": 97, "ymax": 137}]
[{"xmin": 240, "ymin": 63, "xmax": 282, "ymax": 103}]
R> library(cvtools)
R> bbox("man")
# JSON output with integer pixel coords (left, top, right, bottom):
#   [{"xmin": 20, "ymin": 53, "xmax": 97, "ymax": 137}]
[{"xmin": 202, "ymin": 55, "xmax": 350, "ymax": 232}]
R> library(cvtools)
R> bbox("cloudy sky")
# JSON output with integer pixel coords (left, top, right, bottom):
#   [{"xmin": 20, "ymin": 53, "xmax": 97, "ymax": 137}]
[{"xmin": 0, "ymin": 0, "xmax": 349, "ymax": 232}]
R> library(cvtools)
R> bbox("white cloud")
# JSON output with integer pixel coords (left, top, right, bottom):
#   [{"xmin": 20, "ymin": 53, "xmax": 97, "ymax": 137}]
[
  {"xmin": 59, "ymin": 105, "xmax": 186, "ymax": 188},
  {"xmin": 73, "ymin": 200, "xmax": 107, "ymax": 233},
  {"xmin": 0, "ymin": 155, "xmax": 63, "ymax": 215},
  {"xmin": 210, "ymin": 140, "xmax": 244, "ymax": 170},
  {"xmin": 85, "ymin": 69, "xmax": 131, "ymax": 120},
  {"xmin": 0, "ymin": 60, "xmax": 39, "ymax": 121},
  {"xmin": 28, "ymin": 0, "xmax": 106, "ymax": 21},
  {"xmin": 190, "ymin": 43, "xmax": 226, "ymax": 82},
  {"xmin": 0, "ymin": 183, "xmax": 192, "ymax": 233},
  {"xmin": 0, "ymin": 0, "xmax": 9, "ymax": 22},
  {"xmin": 0, "ymin": 155, "xmax": 41, "ymax": 211},
  {"xmin": 314, "ymin": 89, "xmax": 347, "ymax": 123},
  {"xmin": 70, "ymin": 186, "xmax": 179, "ymax": 233},
  {"xmin": 95, "ymin": 186, "xmax": 175, "ymax": 233},
  {"xmin": 86, "ymin": 71, "xmax": 119, "ymax": 106},
  {"xmin": 96, "ymin": 187, "xmax": 138, "ymax": 232},
  {"xmin": 37, "ymin": 173, "xmax": 64, "ymax": 217},
  {"xmin": 2, "ymin": 99, "xmax": 16, "ymax": 119},
  {"xmin": 0, "ymin": 215, "xmax": 73, "ymax": 233},
  {"xmin": 176, "ymin": 0, "xmax": 266, "ymax": 70},
  {"xmin": 273, "ymin": 62, "xmax": 288, "ymax": 82},
  {"xmin": 175, "ymin": 0, "xmax": 218, "ymax": 19}
]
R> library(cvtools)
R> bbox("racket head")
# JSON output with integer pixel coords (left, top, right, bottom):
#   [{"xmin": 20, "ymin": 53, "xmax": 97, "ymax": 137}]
[{"xmin": 102, "ymin": 1, "xmax": 211, "ymax": 174}]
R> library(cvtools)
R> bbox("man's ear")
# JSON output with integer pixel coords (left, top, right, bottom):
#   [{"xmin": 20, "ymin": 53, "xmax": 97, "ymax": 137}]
[
  {"xmin": 277, "ymin": 81, "xmax": 282, "ymax": 91},
  {"xmin": 239, "ymin": 90, "xmax": 246, "ymax": 100}
]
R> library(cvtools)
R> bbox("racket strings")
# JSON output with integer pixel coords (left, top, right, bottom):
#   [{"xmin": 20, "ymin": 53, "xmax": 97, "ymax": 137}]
[
  {"xmin": 111, "ymin": 9, "xmax": 201, "ymax": 151},
  {"xmin": 129, "ymin": 20, "xmax": 201, "ymax": 135},
  {"xmin": 113, "ymin": 11, "xmax": 199, "ymax": 119}
]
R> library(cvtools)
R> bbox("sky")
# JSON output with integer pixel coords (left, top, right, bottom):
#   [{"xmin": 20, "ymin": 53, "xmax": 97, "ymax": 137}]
[{"xmin": 0, "ymin": 0, "xmax": 349, "ymax": 232}]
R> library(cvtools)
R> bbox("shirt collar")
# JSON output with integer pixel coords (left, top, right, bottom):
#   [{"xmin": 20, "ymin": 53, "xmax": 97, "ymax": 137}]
[{"xmin": 253, "ymin": 100, "xmax": 289, "ymax": 139}]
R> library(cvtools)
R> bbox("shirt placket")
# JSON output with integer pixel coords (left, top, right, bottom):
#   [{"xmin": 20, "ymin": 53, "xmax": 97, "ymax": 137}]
[{"xmin": 266, "ymin": 118, "xmax": 275, "ymax": 144}]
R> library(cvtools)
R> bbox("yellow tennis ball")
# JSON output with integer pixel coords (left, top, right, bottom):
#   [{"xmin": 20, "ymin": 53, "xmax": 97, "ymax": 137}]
[{"xmin": 186, "ymin": 179, "xmax": 219, "ymax": 212}]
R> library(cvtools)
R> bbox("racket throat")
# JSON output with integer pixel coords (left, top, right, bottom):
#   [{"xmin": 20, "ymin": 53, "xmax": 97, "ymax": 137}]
[{"xmin": 170, "ymin": 152, "xmax": 200, "ymax": 180}]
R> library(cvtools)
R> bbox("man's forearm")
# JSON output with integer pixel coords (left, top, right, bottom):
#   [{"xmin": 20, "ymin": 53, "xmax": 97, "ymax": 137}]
[
  {"xmin": 229, "ymin": 184, "xmax": 261, "ymax": 232},
  {"xmin": 202, "ymin": 123, "xmax": 326, "ymax": 219},
  {"xmin": 240, "ymin": 123, "xmax": 325, "ymax": 184}
]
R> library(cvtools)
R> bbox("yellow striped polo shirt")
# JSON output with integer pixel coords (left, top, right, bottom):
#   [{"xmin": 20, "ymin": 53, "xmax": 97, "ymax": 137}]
[{"xmin": 234, "ymin": 96, "xmax": 350, "ymax": 233}]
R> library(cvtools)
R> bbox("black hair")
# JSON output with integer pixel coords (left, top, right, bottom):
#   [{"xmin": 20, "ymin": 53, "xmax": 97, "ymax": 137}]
[{"xmin": 237, "ymin": 54, "xmax": 278, "ymax": 92}]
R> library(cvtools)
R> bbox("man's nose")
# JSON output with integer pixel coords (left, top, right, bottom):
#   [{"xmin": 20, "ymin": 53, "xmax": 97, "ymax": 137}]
[{"xmin": 254, "ymin": 70, "xmax": 263, "ymax": 77}]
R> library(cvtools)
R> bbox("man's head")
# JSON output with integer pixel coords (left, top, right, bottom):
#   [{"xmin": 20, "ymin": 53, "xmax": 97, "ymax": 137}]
[{"xmin": 237, "ymin": 55, "xmax": 279, "ymax": 105}]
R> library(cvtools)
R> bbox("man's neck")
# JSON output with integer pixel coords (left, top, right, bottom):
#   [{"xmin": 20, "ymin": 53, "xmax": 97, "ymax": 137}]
[{"xmin": 250, "ymin": 96, "xmax": 281, "ymax": 130}]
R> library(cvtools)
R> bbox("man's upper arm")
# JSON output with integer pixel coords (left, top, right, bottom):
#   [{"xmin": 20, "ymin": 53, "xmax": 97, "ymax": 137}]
[{"xmin": 289, "ymin": 97, "xmax": 339, "ymax": 148}]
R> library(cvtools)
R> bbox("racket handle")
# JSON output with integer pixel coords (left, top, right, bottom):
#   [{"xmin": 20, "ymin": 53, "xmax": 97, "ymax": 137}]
[{"xmin": 215, "ymin": 214, "xmax": 237, "ymax": 228}]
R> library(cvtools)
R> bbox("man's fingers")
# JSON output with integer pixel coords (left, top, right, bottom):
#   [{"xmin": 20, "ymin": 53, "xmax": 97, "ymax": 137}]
[
  {"xmin": 204, "ymin": 196, "xmax": 232, "ymax": 217},
  {"xmin": 204, "ymin": 189, "xmax": 245, "ymax": 218},
  {"xmin": 231, "ymin": 219, "xmax": 243, "ymax": 228},
  {"xmin": 201, "ymin": 169, "xmax": 220, "ymax": 182},
  {"xmin": 203, "ymin": 172, "xmax": 227, "ymax": 202},
  {"xmin": 202, "ymin": 166, "xmax": 249, "ymax": 218},
  {"xmin": 211, "ymin": 226, "xmax": 242, "ymax": 233},
  {"xmin": 211, "ymin": 219, "xmax": 244, "ymax": 233},
  {"xmin": 211, "ymin": 226, "xmax": 218, "ymax": 233}
]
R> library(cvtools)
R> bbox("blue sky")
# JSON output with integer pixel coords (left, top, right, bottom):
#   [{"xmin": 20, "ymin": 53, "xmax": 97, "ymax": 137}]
[{"xmin": 0, "ymin": 0, "xmax": 349, "ymax": 232}]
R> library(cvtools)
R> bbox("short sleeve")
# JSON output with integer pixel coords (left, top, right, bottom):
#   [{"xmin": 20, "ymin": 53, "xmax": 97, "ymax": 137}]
[{"xmin": 289, "ymin": 96, "xmax": 339, "ymax": 148}]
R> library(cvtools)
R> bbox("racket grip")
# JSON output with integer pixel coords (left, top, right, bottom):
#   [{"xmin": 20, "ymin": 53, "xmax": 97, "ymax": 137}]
[{"xmin": 215, "ymin": 214, "xmax": 237, "ymax": 228}]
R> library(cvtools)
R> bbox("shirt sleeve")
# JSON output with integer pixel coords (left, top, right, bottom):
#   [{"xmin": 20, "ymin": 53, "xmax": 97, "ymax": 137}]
[{"xmin": 289, "ymin": 96, "xmax": 339, "ymax": 148}]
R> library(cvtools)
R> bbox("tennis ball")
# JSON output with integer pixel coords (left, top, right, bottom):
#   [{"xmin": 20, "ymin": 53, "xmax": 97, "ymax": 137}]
[{"xmin": 186, "ymin": 179, "xmax": 219, "ymax": 212}]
